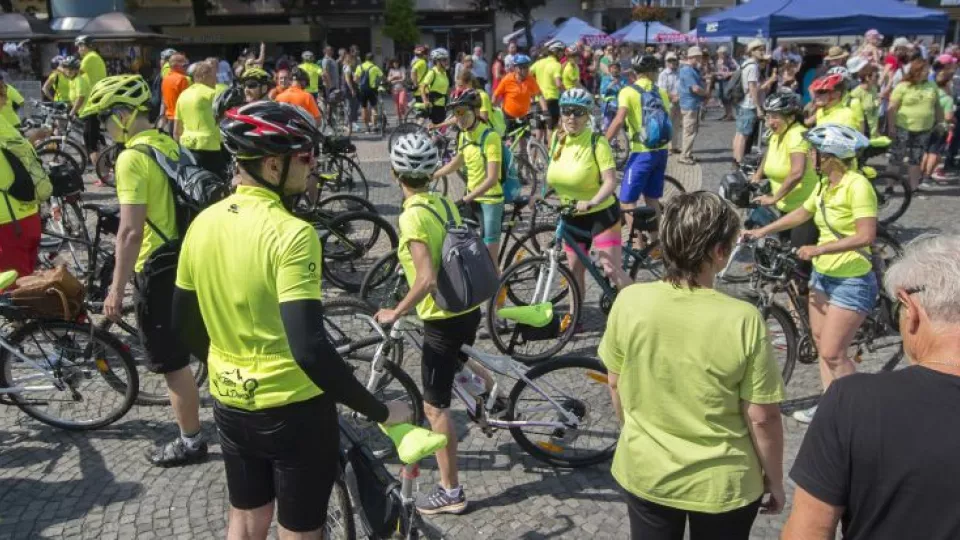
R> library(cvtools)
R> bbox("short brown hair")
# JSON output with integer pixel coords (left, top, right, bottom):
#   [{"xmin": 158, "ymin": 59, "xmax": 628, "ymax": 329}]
[
  {"xmin": 857, "ymin": 63, "xmax": 878, "ymax": 81},
  {"xmin": 192, "ymin": 60, "xmax": 215, "ymax": 81},
  {"xmin": 659, "ymin": 192, "xmax": 741, "ymax": 289},
  {"xmin": 903, "ymin": 58, "xmax": 929, "ymax": 84}
]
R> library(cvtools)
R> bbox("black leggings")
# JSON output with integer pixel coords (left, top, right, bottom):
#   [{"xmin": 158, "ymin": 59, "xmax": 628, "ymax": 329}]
[
  {"xmin": 83, "ymin": 116, "xmax": 101, "ymax": 155},
  {"xmin": 623, "ymin": 488, "xmax": 761, "ymax": 540}
]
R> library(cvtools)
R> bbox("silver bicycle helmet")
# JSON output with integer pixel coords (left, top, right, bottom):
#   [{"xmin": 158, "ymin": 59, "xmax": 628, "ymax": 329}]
[
  {"xmin": 546, "ymin": 40, "xmax": 565, "ymax": 53},
  {"xmin": 559, "ymin": 88, "xmax": 594, "ymax": 109},
  {"xmin": 391, "ymin": 133, "xmax": 440, "ymax": 177},
  {"xmin": 803, "ymin": 123, "xmax": 870, "ymax": 159},
  {"xmin": 430, "ymin": 48, "xmax": 450, "ymax": 61}
]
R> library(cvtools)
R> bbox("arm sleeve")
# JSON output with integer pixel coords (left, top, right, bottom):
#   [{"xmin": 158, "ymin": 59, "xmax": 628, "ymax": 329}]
[
  {"xmin": 276, "ymin": 224, "xmax": 324, "ymax": 303},
  {"xmin": 172, "ymin": 287, "xmax": 210, "ymax": 362},
  {"xmin": 890, "ymin": 83, "xmax": 904, "ymax": 105},
  {"xmin": 802, "ymin": 189, "xmax": 819, "ymax": 214},
  {"xmin": 483, "ymin": 131, "xmax": 502, "ymax": 165},
  {"xmin": 738, "ymin": 309, "xmax": 786, "ymax": 403},
  {"xmin": 789, "ymin": 382, "xmax": 850, "ymax": 506},
  {"xmin": 279, "ymin": 299, "xmax": 389, "ymax": 422}
]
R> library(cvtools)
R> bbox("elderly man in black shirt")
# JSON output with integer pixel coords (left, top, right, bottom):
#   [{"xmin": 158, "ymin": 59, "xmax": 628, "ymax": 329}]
[{"xmin": 784, "ymin": 234, "xmax": 960, "ymax": 540}]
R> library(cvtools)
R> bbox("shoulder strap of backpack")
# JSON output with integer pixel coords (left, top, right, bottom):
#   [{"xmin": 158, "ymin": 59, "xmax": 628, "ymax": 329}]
[{"xmin": 411, "ymin": 198, "xmax": 455, "ymax": 229}]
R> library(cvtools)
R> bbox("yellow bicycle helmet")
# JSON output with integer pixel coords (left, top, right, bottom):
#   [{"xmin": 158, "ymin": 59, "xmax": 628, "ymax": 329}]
[
  {"xmin": 240, "ymin": 67, "xmax": 271, "ymax": 85},
  {"xmin": 79, "ymin": 75, "xmax": 151, "ymax": 118}
]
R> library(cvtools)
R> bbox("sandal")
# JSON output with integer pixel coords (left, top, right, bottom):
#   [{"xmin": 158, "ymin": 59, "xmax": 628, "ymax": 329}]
[{"xmin": 677, "ymin": 157, "xmax": 697, "ymax": 165}]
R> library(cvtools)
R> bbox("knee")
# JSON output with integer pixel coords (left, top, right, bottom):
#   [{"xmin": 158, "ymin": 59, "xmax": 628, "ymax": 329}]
[
  {"xmin": 819, "ymin": 345, "xmax": 848, "ymax": 366},
  {"xmin": 424, "ymin": 403, "xmax": 449, "ymax": 423}
]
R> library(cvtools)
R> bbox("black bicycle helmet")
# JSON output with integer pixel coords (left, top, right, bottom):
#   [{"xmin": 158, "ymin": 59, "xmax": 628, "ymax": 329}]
[
  {"xmin": 221, "ymin": 101, "xmax": 320, "ymax": 160},
  {"xmin": 632, "ymin": 54, "xmax": 660, "ymax": 73},
  {"xmin": 290, "ymin": 67, "xmax": 310, "ymax": 87},
  {"xmin": 763, "ymin": 90, "xmax": 802, "ymax": 115},
  {"xmin": 61, "ymin": 55, "xmax": 81, "ymax": 70},
  {"xmin": 446, "ymin": 89, "xmax": 482, "ymax": 111},
  {"xmin": 214, "ymin": 83, "xmax": 245, "ymax": 120}
]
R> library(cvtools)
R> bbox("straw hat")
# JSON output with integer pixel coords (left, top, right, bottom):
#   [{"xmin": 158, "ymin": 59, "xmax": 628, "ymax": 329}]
[
  {"xmin": 686, "ymin": 46, "xmax": 703, "ymax": 58},
  {"xmin": 824, "ymin": 46, "xmax": 849, "ymax": 61},
  {"xmin": 746, "ymin": 39, "xmax": 766, "ymax": 53}
]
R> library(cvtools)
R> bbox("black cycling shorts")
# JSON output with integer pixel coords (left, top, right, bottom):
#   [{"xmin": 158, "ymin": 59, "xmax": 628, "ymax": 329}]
[
  {"xmin": 83, "ymin": 116, "xmax": 101, "ymax": 154},
  {"xmin": 134, "ymin": 266, "xmax": 191, "ymax": 374},
  {"xmin": 215, "ymin": 395, "xmax": 340, "ymax": 532},
  {"xmin": 358, "ymin": 88, "xmax": 378, "ymax": 108},
  {"xmin": 562, "ymin": 205, "xmax": 621, "ymax": 251},
  {"xmin": 546, "ymin": 99, "xmax": 560, "ymax": 129},
  {"xmin": 421, "ymin": 309, "xmax": 481, "ymax": 409}
]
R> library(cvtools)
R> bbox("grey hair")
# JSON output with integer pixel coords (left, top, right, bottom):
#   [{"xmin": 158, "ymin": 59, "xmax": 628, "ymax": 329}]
[{"xmin": 884, "ymin": 235, "xmax": 960, "ymax": 325}]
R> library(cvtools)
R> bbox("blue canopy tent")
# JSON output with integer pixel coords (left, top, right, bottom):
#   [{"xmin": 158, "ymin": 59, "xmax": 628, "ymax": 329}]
[
  {"xmin": 611, "ymin": 21, "xmax": 680, "ymax": 45},
  {"xmin": 503, "ymin": 20, "xmax": 557, "ymax": 48},
  {"xmin": 547, "ymin": 17, "xmax": 612, "ymax": 47},
  {"xmin": 697, "ymin": 0, "xmax": 949, "ymax": 38}
]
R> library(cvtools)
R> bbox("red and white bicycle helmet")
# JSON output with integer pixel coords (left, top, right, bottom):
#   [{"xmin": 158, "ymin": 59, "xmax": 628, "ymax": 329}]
[
  {"xmin": 809, "ymin": 73, "xmax": 845, "ymax": 93},
  {"xmin": 220, "ymin": 101, "xmax": 320, "ymax": 160}
]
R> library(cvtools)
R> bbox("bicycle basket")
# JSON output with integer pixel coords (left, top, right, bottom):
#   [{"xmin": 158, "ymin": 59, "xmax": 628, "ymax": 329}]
[
  {"xmin": 323, "ymin": 136, "xmax": 356, "ymax": 155},
  {"xmin": 48, "ymin": 163, "xmax": 85, "ymax": 197},
  {"xmin": 9, "ymin": 265, "xmax": 85, "ymax": 320}
]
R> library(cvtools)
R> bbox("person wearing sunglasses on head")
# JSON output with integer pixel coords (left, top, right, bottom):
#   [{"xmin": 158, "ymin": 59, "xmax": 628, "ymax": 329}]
[
  {"xmin": 429, "ymin": 90, "xmax": 504, "ymax": 263},
  {"xmin": 745, "ymin": 124, "xmax": 878, "ymax": 425},
  {"xmin": 79, "ymin": 75, "xmax": 208, "ymax": 466},
  {"xmin": 173, "ymin": 100, "xmax": 411, "ymax": 539},
  {"xmin": 546, "ymin": 89, "xmax": 632, "ymax": 294}
]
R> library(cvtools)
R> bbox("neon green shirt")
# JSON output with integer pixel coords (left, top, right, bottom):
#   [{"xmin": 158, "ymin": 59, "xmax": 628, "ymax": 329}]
[
  {"xmin": 938, "ymin": 88, "xmax": 955, "ymax": 130},
  {"xmin": 69, "ymin": 75, "xmax": 91, "ymax": 104},
  {"xmin": 562, "ymin": 61, "xmax": 580, "ymax": 90},
  {"xmin": 354, "ymin": 61, "xmax": 383, "ymax": 90},
  {"xmin": 532, "ymin": 56, "xmax": 562, "ymax": 100},
  {"xmin": 618, "ymin": 77, "xmax": 672, "ymax": 152},
  {"xmin": 114, "ymin": 130, "xmax": 180, "ymax": 272},
  {"xmin": 214, "ymin": 82, "xmax": 229, "ymax": 98},
  {"xmin": 397, "ymin": 192, "xmax": 480, "ymax": 321},
  {"xmin": 298, "ymin": 62, "xmax": 323, "ymax": 93},
  {"xmin": 47, "ymin": 71, "xmax": 72, "ymax": 102},
  {"xmin": 176, "ymin": 185, "xmax": 324, "ymax": 411},
  {"xmin": 891, "ymin": 81, "xmax": 939, "ymax": 132},
  {"xmin": 80, "ymin": 51, "xmax": 107, "ymax": 88},
  {"xmin": 420, "ymin": 66, "xmax": 449, "ymax": 106},
  {"xmin": 546, "ymin": 129, "xmax": 616, "ymax": 214},
  {"xmin": 850, "ymin": 86, "xmax": 879, "ymax": 137},
  {"xmin": 411, "ymin": 58, "xmax": 428, "ymax": 86},
  {"xmin": 599, "ymin": 281, "xmax": 785, "ymax": 513},
  {"xmin": 478, "ymin": 89, "xmax": 505, "ymax": 135},
  {"xmin": 457, "ymin": 121, "xmax": 503, "ymax": 204},
  {"xmin": 0, "ymin": 84, "xmax": 23, "ymax": 127},
  {"xmin": 801, "ymin": 171, "xmax": 878, "ymax": 278},
  {"xmin": 816, "ymin": 100, "xmax": 860, "ymax": 130},
  {"xmin": 174, "ymin": 83, "xmax": 222, "ymax": 152},
  {"xmin": 0, "ymin": 135, "xmax": 38, "ymax": 225},
  {"xmin": 762, "ymin": 123, "xmax": 818, "ymax": 213}
]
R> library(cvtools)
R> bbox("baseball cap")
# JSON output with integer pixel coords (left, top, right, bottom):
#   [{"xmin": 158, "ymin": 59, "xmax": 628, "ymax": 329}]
[
  {"xmin": 747, "ymin": 39, "xmax": 766, "ymax": 53},
  {"xmin": 665, "ymin": 52, "xmax": 678, "ymax": 61},
  {"xmin": 865, "ymin": 29, "xmax": 883, "ymax": 39},
  {"xmin": 686, "ymin": 46, "xmax": 703, "ymax": 58},
  {"xmin": 718, "ymin": 46, "xmax": 729, "ymax": 54}
]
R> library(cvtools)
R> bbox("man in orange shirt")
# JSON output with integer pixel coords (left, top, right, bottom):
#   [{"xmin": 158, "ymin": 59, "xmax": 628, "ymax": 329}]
[
  {"xmin": 268, "ymin": 68, "xmax": 291, "ymax": 101},
  {"xmin": 275, "ymin": 68, "xmax": 321, "ymax": 122},
  {"xmin": 160, "ymin": 54, "xmax": 190, "ymax": 135},
  {"xmin": 493, "ymin": 54, "xmax": 546, "ymax": 132}
]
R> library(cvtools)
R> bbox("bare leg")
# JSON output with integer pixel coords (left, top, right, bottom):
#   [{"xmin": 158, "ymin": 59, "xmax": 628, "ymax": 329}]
[
  {"xmin": 423, "ymin": 405, "xmax": 458, "ymax": 489},
  {"xmin": 816, "ymin": 303, "xmax": 866, "ymax": 390},
  {"xmin": 227, "ymin": 502, "xmax": 273, "ymax": 540},
  {"xmin": 595, "ymin": 224, "xmax": 632, "ymax": 289},
  {"xmin": 165, "ymin": 366, "xmax": 201, "ymax": 435}
]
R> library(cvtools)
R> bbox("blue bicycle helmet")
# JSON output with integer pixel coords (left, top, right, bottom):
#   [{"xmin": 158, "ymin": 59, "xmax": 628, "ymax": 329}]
[
  {"xmin": 559, "ymin": 89, "xmax": 594, "ymax": 109},
  {"xmin": 512, "ymin": 54, "xmax": 532, "ymax": 67},
  {"xmin": 803, "ymin": 123, "xmax": 869, "ymax": 159}
]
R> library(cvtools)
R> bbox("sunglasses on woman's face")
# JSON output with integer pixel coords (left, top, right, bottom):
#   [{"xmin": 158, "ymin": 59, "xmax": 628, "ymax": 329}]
[
  {"xmin": 244, "ymin": 80, "xmax": 262, "ymax": 90},
  {"xmin": 560, "ymin": 107, "xmax": 588, "ymax": 118}
]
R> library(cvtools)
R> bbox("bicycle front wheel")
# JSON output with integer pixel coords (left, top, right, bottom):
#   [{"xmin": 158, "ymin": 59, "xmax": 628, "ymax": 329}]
[
  {"xmin": 95, "ymin": 142, "xmax": 123, "ymax": 187},
  {"xmin": 320, "ymin": 155, "xmax": 370, "ymax": 200},
  {"xmin": 359, "ymin": 250, "xmax": 406, "ymax": 310},
  {"xmin": 320, "ymin": 211, "xmax": 399, "ymax": 293},
  {"xmin": 35, "ymin": 136, "xmax": 89, "ymax": 172},
  {"xmin": 507, "ymin": 356, "xmax": 618, "ymax": 468},
  {"xmin": 874, "ymin": 173, "xmax": 911, "ymax": 225},
  {"xmin": 0, "ymin": 319, "xmax": 139, "ymax": 430}
]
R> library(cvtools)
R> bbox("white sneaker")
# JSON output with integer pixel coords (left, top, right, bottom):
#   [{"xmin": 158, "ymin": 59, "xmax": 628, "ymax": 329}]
[{"xmin": 792, "ymin": 405, "xmax": 818, "ymax": 424}]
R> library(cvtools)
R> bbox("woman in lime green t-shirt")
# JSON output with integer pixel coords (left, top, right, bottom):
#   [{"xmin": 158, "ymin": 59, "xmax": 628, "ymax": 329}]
[
  {"xmin": 752, "ymin": 90, "xmax": 819, "ymax": 251},
  {"xmin": 921, "ymin": 70, "xmax": 956, "ymax": 184},
  {"xmin": 747, "ymin": 124, "xmax": 878, "ymax": 425},
  {"xmin": 887, "ymin": 57, "xmax": 943, "ymax": 191}
]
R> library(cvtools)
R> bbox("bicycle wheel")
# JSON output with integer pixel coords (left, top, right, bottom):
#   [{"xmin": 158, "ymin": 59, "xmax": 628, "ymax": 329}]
[
  {"xmin": 513, "ymin": 155, "xmax": 540, "ymax": 202},
  {"xmin": 359, "ymin": 250, "xmax": 406, "ymax": 310},
  {"xmin": 318, "ymin": 193, "xmax": 379, "ymax": 214},
  {"xmin": 763, "ymin": 303, "xmax": 799, "ymax": 386},
  {"xmin": 97, "ymin": 312, "xmax": 207, "ymax": 406},
  {"xmin": 95, "ymin": 142, "xmax": 123, "ymax": 187},
  {"xmin": 35, "ymin": 136, "xmax": 89, "ymax": 172},
  {"xmin": 488, "ymin": 255, "xmax": 582, "ymax": 362},
  {"xmin": 322, "ymin": 297, "xmax": 402, "ymax": 365},
  {"xmin": 320, "ymin": 155, "xmax": 370, "ymax": 200},
  {"xmin": 627, "ymin": 240, "xmax": 665, "ymax": 283},
  {"xmin": 319, "ymin": 211, "xmax": 399, "ymax": 293},
  {"xmin": 0, "ymin": 319, "xmax": 138, "ymax": 430},
  {"xmin": 525, "ymin": 138, "xmax": 549, "ymax": 173},
  {"xmin": 326, "ymin": 479, "xmax": 357, "ymax": 540},
  {"xmin": 42, "ymin": 199, "xmax": 92, "ymax": 277},
  {"xmin": 874, "ymin": 227, "xmax": 904, "ymax": 273},
  {"xmin": 35, "ymin": 147, "xmax": 82, "ymax": 177},
  {"xmin": 388, "ymin": 122, "xmax": 427, "ymax": 151},
  {"xmin": 507, "ymin": 356, "xmax": 618, "ymax": 468},
  {"xmin": 873, "ymin": 173, "xmax": 911, "ymax": 225},
  {"xmin": 610, "ymin": 130, "xmax": 630, "ymax": 171},
  {"xmin": 501, "ymin": 223, "xmax": 556, "ymax": 271},
  {"xmin": 662, "ymin": 175, "xmax": 686, "ymax": 201}
]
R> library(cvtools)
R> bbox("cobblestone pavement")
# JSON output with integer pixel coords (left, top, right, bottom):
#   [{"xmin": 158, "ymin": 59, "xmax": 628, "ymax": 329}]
[{"xmin": 1, "ymin": 113, "xmax": 957, "ymax": 540}]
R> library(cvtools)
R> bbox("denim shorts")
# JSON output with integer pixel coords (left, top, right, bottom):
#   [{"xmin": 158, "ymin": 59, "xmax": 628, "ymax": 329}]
[
  {"xmin": 736, "ymin": 106, "xmax": 758, "ymax": 135},
  {"xmin": 809, "ymin": 271, "xmax": 878, "ymax": 314}
]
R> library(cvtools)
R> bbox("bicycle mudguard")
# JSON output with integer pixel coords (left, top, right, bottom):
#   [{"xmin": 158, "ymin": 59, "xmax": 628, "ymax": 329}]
[
  {"xmin": 497, "ymin": 302, "xmax": 554, "ymax": 327},
  {"xmin": 380, "ymin": 423, "xmax": 448, "ymax": 465}
]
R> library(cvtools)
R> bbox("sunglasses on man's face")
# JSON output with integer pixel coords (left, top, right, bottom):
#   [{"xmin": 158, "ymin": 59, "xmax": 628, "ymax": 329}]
[
  {"xmin": 560, "ymin": 107, "xmax": 588, "ymax": 118},
  {"xmin": 244, "ymin": 80, "xmax": 262, "ymax": 90}
]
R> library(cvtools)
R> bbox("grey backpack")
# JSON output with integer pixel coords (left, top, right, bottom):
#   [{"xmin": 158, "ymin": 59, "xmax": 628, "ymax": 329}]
[{"xmin": 412, "ymin": 198, "xmax": 499, "ymax": 313}]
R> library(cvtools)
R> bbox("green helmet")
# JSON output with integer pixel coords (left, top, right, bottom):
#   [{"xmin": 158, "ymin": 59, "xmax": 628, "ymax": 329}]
[
  {"xmin": 240, "ymin": 67, "xmax": 271, "ymax": 85},
  {"xmin": 79, "ymin": 75, "xmax": 151, "ymax": 118}
]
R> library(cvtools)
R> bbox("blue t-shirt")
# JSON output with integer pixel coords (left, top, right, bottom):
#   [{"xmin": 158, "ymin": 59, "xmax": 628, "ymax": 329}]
[{"xmin": 678, "ymin": 64, "xmax": 705, "ymax": 111}]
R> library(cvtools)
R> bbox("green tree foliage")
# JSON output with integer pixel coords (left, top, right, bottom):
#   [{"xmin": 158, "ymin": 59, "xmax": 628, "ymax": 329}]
[{"xmin": 384, "ymin": 0, "xmax": 420, "ymax": 48}]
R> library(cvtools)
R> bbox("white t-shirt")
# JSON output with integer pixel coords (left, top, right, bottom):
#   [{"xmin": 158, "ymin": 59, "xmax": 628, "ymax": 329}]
[{"xmin": 741, "ymin": 60, "xmax": 760, "ymax": 109}]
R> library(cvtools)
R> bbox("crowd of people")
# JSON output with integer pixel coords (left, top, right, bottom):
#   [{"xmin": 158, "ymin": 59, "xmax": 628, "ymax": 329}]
[{"xmin": 0, "ymin": 27, "xmax": 959, "ymax": 540}]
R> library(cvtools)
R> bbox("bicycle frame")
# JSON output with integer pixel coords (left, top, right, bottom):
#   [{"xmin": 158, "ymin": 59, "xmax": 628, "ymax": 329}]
[
  {"xmin": 536, "ymin": 219, "xmax": 618, "ymax": 303},
  {"xmin": 0, "ymin": 326, "xmax": 93, "ymax": 395}
]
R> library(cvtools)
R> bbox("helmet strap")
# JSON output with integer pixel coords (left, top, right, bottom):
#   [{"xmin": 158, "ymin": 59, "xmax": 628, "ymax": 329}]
[{"xmin": 241, "ymin": 155, "xmax": 296, "ymax": 209}]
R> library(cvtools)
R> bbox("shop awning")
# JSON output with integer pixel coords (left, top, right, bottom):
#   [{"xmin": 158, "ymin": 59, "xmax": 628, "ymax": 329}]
[
  {"xmin": 0, "ymin": 13, "xmax": 57, "ymax": 41},
  {"xmin": 161, "ymin": 24, "xmax": 325, "ymax": 44},
  {"xmin": 77, "ymin": 12, "xmax": 170, "ymax": 41}
]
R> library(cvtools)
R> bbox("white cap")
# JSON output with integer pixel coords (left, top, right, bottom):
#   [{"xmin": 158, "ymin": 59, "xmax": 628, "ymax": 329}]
[
  {"xmin": 892, "ymin": 37, "xmax": 912, "ymax": 49},
  {"xmin": 687, "ymin": 46, "xmax": 703, "ymax": 57},
  {"xmin": 665, "ymin": 52, "xmax": 678, "ymax": 61}
]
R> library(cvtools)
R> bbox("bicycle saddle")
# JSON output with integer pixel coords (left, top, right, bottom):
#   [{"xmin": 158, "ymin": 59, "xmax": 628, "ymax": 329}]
[
  {"xmin": 629, "ymin": 207, "xmax": 658, "ymax": 231},
  {"xmin": 0, "ymin": 270, "xmax": 18, "ymax": 291},
  {"xmin": 509, "ymin": 195, "xmax": 530, "ymax": 209}
]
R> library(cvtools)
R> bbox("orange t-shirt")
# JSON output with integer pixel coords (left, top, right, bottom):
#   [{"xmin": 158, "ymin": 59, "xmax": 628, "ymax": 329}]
[
  {"xmin": 162, "ymin": 70, "xmax": 191, "ymax": 120},
  {"xmin": 275, "ymin": 86, "xmax": 321, "ymax": 120},
  {"xmin": 493, "ymin": 72, "xmax": 541, "ymax": 119},
  {"xmin": 268, "ymin": 85, "xmax": 288, "ymax": 101}
]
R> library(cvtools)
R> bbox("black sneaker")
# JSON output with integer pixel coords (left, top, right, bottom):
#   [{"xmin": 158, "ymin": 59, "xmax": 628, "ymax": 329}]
[
  {"xmin": 145, "ymin": 437, "xmax": 209, "ymax": 468},
  {"xmin": 416, "ymin": 485, "xmax": 468, "ymax": 515}
]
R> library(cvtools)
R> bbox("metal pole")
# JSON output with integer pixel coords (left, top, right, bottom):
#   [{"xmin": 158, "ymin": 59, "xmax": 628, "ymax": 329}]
[{"xmin": 643, "ymin": 0, "xmax": 651, "ymax": 45}]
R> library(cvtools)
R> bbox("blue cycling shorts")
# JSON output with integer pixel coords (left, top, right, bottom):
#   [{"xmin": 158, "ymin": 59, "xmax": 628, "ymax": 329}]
[{"xmin": 621, "ymin": 150, "xmax": 668, "ymax": 203}]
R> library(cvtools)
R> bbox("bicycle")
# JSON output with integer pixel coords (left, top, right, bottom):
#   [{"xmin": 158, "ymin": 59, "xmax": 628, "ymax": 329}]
[
  {"xmin": 339, "ymin": 313, "xmax": 619, "ymax": 469},
  {"xmin": 501, "ymin": 114, "xmax": 549, "ymax": 174},
  {"xmin": 374, "ymin": 85, "xmax": 389, "ymax": 138},
  {"xmin": 24, "ymin": 100, "xmax": 93, "ymax": 172},
  {"xmin": 591, "ymin": 98, "xmax": 629, "ymax": 171},
  {"xmin": 722, "ymin": 237, "xmax": 904, "ymax": 414},
  {"xmin": 0, "ymin": 270, "xmax": 139, "ymax": 430},
  {"xmin": 316, "ymin": 135, "xmax": 371, "ymax": 200}
]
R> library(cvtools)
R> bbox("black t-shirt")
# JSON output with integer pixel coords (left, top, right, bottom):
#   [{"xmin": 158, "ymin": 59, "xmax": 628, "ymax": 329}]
[{"xmin": 791, "ymin": 366, "xmax": 960, "ymax": 540}]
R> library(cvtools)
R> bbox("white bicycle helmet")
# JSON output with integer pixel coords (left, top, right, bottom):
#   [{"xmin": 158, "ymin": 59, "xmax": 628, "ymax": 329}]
[
  {"xmin": 846, "ymin": 56, "xmax": 869, "ymax": 75},
  {"xmin": 559, "ymin": 88, "xmax": 594, "ymax": 109},
  {"xmin": 826, "ymin": 66, "xmax": 850, "ymax": 79},
  {"xmin": 430, "ymin": 48, "xmax": 450, "ymax": 61},
  {"xmin": 803, "ymin": 123, "xmax": 870, "ymax": 160},
  {"xmin": 546, "ymin": 40, "xmax": 565, "ymax": 53},
  {"xmin": 160, "ymin": 48, "xmax": 176, "ymax": 61},
  {"xmin": 391, "ymin": 133, "xmax": 440, "ymax": 177},
  {"xmin": 302, "ymin": 50, "xmax": 315, "ymax": 60}
]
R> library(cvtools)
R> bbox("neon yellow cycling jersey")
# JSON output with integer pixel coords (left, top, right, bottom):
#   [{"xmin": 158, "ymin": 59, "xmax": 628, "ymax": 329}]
[
  {"xmin": 174, "ymin": 83, "xmax": 221, "ymax": 151},
  {"xmin": 298, "ymin": 62, "xmax": 323, "ymax": 93},
  {"xmin": 176, "ymin": 185, "xmax": 325, "ymax": 411}
]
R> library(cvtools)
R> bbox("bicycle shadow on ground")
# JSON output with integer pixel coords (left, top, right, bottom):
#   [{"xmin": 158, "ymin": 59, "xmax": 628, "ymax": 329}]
[{"xmin": 0, "ymin": 423, "xmax": 142, "ymax": 537}]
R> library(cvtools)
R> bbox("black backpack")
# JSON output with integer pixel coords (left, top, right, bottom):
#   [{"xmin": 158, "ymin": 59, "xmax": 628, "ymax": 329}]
[{"xmin": 724, "ymin": 60, "xmax": 755, "ymax": 105}]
